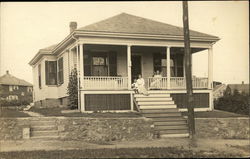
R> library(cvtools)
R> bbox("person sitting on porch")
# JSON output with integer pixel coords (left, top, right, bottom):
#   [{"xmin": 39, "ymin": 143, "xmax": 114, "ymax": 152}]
[
  {"xmin": 132, "ymin": 79, "xmax": 139, "ymax": 94},
  {"xmin": 150, "ymin": 70, "xmax": 162, "ymax": 89},
  {"xmin": 137, "ymin": 74, "xmax": 149, "ymax": 96}
]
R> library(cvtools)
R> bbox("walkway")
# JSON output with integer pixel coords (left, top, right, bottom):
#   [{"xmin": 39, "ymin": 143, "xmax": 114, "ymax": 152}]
[
  {"xmin": 0, "ymin": 138, "xmax": 249, "ymax": 156},
  {"xmin": 22, "ymin": 111, "xmax": 44, "ymax": 117}
]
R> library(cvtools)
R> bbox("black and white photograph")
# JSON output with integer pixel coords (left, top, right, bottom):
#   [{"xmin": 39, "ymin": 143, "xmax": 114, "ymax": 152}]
[{"xmin": 0, "ymin": 1, "xmax": 249, "ymax": 158}]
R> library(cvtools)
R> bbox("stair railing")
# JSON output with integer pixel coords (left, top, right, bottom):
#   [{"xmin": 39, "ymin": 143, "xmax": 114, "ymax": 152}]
[{"xmin": 133, "ymin": 95, "xmax": 141, "ymax": 112}]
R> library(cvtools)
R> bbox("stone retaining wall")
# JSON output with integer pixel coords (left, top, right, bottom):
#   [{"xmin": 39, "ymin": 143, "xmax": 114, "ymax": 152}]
[
  {"xmin": 195, "ymin": 118, "xmax": 249, "ymax": 139},
  {"xmin": 0, "ymin": 117, "xmax": 249, "ymax": 141},
  {"xmin": 0, "ymin": 117, "xmax": 154, "ymax": 141}
]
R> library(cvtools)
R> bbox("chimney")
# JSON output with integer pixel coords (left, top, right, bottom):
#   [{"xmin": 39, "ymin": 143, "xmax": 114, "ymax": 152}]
[
  {"xmin": 6, "ymin": 70, "xmax": 9, "ymax": 74},
  {"xmin": 69, "ymin": 22, "xmax": 77, "ymax": 33}
]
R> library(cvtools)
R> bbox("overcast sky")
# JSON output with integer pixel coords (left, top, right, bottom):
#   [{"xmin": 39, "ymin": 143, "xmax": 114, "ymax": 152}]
[{"xmin": 0, "ymin": 1, "xmax": 249, "ymax": 84}]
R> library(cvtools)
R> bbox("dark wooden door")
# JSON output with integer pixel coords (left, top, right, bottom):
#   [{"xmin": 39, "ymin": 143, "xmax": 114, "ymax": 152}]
[{"xmin": 131, "ymin": 55, "xmax": 142, "ymax": 82}]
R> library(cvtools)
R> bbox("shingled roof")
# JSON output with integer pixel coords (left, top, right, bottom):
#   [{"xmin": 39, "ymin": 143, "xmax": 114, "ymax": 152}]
[
  {"xmin": 0, "ymin": 71, "xmax": 32, "ymax": 86},
  {"xmin": 78, "ymin": 13, "xmax": 219, "ymax": 39}
]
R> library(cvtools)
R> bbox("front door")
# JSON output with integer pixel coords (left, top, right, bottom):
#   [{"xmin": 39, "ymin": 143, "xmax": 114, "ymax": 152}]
[{"xmin": 131, "ymin": 55, "xmax": 142, "ymax": 82}]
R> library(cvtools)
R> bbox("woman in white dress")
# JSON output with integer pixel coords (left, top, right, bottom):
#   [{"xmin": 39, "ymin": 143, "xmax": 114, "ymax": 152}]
[
  {"xmin": 136, "ymin": 74, "xmax": 149, "ymax": 96},
  {"xmin": 151, "ymin": 70, "xmax": 162, "ymax": 89}
]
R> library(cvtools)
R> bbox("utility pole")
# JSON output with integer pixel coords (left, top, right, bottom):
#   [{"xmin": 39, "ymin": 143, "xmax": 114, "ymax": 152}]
[{"xmin": 182, "ymin": 1, "xmax": 195, "ymax": 139}]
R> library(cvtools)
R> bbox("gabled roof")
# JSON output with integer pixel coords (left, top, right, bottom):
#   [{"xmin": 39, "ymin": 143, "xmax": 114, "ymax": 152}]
[
  {"xmin": 78, "ymin": 13, "xmax": 219, "ymax": 39},
  {"xmin": 227, "ymin": 84, "xmax": 249, "ymax": 94},
  {"xmin": 0, "ymin": 71, "xmax": 32, "ymax": 86}
]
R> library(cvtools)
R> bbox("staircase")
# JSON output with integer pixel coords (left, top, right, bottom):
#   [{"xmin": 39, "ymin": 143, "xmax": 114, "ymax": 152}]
[
  {"xmin": 134, "ymin": 91, "xmax": 189, "ymax": 138},
  {"xmin": 30, "ymin": 118, "xmax": 59, "ymax": 139}
]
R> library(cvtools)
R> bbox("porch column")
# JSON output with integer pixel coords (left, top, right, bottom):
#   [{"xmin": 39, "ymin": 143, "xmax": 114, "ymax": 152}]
[
  {"xmin": 79, "ymin": 44, "xmax": 84, "ymax": 89},
  {"xmin": 166, "ymin": 47, "xmax": 171, "ymax": 89},
  {"xmin": 76, "ymin": 45, "xmax": 80, "ymax": 111},
  {"xmin": 79, "ymin": 44, "xmax": 85, "ymax": 112},
  {"xmin": 127, "ymin": 45, "xmax": 132, "ymax": 89},
  {"xmin": 208, "ymin": 46, "xmax": 213, "ymax": 89}
]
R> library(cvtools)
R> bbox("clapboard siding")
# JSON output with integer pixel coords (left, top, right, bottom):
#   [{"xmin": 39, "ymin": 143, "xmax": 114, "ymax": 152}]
[
  {"xmin": 85, "ymin": 94, "xmax": 131, "ymax": 111},
  {"xmin": 171, "ymin": 93, "xmax": 209, "ymax": 108}
]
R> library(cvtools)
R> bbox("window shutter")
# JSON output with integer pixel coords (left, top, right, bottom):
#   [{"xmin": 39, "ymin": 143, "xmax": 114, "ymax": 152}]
[
  {"xmin": 45, "ymin": 61, "xmax": 49, "ymax": 85},
  {"xmin": 108, "ymin": 51, "xmax": 117, "ymax": 76}
]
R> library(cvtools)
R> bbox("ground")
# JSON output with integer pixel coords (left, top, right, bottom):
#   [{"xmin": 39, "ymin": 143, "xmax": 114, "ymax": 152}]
[{"xmin": 0, "ymin": 138, "xmax": 249, "ymax": 158}]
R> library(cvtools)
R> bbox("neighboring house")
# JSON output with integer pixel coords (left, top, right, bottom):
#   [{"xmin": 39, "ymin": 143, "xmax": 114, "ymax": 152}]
[
  {"xmin": 225, "ymin": 82, "xmax": 249, "ymax": 95},
  {"xmin": 29, "ymin": 13, "xmax": 219, "ymax": 112},
  {"xmin": 213, "ymin": 84, "xmax": 227, "ymax": 100},
  {"xmin": 0, "ymin": 71, "xmax": 33, "ymax": 105}
]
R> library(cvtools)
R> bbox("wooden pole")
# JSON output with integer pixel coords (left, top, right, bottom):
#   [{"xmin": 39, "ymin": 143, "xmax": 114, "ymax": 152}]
[{"xmin": 182, "ymin": 1, "xmax": 195, "ymax": 138}]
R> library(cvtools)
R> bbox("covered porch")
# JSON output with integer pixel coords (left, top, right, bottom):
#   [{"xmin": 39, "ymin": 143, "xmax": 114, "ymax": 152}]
[{"xmin": 73, "ymin": 44, "xmax": 213, "ymax": 91}]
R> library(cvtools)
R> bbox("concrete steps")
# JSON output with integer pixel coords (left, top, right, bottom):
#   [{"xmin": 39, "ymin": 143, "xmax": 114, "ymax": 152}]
[
  {"xmin": 135, "ymin": 92, "xmax": 189, "ymax": 138},
  {"xmin": 30, "ymin": 118, "xmax": 59, "ymax": 139}
]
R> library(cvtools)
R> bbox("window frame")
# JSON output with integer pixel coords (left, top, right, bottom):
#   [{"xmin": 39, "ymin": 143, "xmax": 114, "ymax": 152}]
[
  {"xmin": 45, "ymin": 60, "xmax": 58, "ymax": 86},
  {"xmin": 57, "ymin": 57, "xmax": 64, "ymax": 85}
]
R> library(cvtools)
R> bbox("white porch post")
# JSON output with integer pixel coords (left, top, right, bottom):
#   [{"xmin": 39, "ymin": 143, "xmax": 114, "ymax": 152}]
[
  {"xmin": 127, "ymin": 45, "xmax": 132, "ymax": 89},
  {"xmin": 208, "ymin": 46, "xmax": 213, "ymax": 89},
  {"xmin": 79, "ymin": 44, "xmax": 85, "ymax": 112},
  {"xmin": 76, "ymin": 45, "xmax": 80, "ymax": 111},
  {"xmin": 166, "ymin": 47, "xmax": 171, "ymax": 89}
]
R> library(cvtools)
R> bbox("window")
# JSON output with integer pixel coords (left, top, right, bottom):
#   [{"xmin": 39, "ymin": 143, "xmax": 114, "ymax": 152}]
[
  {"xmin": 58, "ymin": 57, "xmax": 64, "ymax": 85},
  {"xmin": 9, "ymin": 85, "xmax": 13, "ymax": 92},
  {"xmin": 9, "ymin": 85, "xmax": 19, "ymax": 91},
  {"xmin": 7, "ymin": 95, "xmax": 18, "ymax": 101},
  {"xmin": 153, "ymin": 53, "xmax": 184, "ymax": 77},
  {"xmin": 84, "ymin": 51, "xmax": 117, "ymax": 76},
  {"xmin": 27, "ymin": 87, "xmax": 33, "ymax": 92},
  {"xmin": 45, "ymin": 61, "xmax": 57, "ymax": 85},
  {"xmin": 38, "ymin": 64, "xmax": 41, "ymax": 88}
]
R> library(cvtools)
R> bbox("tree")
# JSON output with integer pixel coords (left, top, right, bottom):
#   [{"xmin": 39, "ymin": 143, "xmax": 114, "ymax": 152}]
[{"xmin": 67, "ymin": 68, "xmax": 78, "ymax": 109}]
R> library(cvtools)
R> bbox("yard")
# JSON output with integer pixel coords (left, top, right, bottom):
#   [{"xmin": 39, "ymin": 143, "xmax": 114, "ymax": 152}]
[
  {"xmin": 28, "ymin": 107, "xmax": 142, "ymax": 118},
  {"xmin": 0, "ymin": 107, "xmax": 30, "ymax": 118},
  {"xmin": 0, "ymin": 146, "xmax": 245, "ymax": 159}
]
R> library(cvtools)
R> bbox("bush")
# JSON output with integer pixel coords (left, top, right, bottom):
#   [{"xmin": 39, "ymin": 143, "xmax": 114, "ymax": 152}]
[
  {"xmin": 214, "ymin": 89, "xmax": 250, "ymax": 115},
  {"xmin": 67, "ymin": 68, "xmax": 78, "ymax": 109},
  {"xmin": 0, "ymin": 100, "xmax": 30, "ymax": 106}
]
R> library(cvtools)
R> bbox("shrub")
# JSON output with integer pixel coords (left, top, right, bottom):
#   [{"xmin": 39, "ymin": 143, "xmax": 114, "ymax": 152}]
[
  {"xmin": 214, "ymin": 89, "xmax": 250, "ymax": 115},
  {"xmin": 67, "ymin": 68, "xmax": 78, "ymax": 109}
]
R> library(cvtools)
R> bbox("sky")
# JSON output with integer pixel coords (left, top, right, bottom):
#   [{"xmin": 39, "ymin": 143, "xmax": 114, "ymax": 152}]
[{"xmin": 0, "ymin": 1, "xmax": 249, "ymax": 84}]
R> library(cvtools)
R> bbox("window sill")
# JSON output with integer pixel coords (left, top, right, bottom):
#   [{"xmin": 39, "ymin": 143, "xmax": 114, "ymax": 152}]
[{"xmin": 47, "ymin": 85, "xmax": 58, "ymax": 87}]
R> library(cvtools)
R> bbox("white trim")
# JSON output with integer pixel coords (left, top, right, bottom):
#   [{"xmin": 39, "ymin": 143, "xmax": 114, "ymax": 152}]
[
  {"xmin": 130, "ymin": 92, "xmax": 134, "ymax": 111},
  {"xmin": 208, "ymin": 47, "xmax": 213, "ymax": 89},
  {"xmin": 127, "ymin": 45, "xmax": 132, "ymax": 89},
  {"xmin": 80, "ymin": 90, "xmax": 133, "ymax": 94},
  {"xmin": 166, "ymin": 47, "xmax": 171, "ymax": 89},
  {"xmin": 148, "ymin": 89, "xmax": 212, "ymax": 94},
  {"xmin": 82, "ymin": 110, "xmax": 137, "ymax": 113},
  {"xmin": 80, "ymin": 92, "xmax": 85, "ymax": 112},
  {"xmin": 209, "ymin": 90, "xmax": 214, "ymax": 110},
  {"xmin": 78, "ymin": 38, "xmax": 213, "ymax": 49}
]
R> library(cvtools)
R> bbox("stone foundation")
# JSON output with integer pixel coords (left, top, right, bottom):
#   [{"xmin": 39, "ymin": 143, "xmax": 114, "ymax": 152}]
[{"xmin": 34, "ymin": 97, "xmax": 68, "ymax": 108}]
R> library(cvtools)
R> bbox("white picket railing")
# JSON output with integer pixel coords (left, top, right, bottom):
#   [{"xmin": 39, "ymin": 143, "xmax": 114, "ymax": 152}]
[
  {"xmin": 148, "ymin": 77, "xmax": 208, "ymax": 89},
  {"xmin": 83, "ymin": 76, "xmax": 128, "ymax": 90},
  {"xmin": 148, "ymin": 77, "xmax": 168, "ymax": 89}
]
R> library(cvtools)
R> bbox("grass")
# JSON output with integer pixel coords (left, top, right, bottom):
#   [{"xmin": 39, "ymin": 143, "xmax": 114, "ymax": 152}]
[
  {"xmin": 0, "ymin": 107, "xmax": 30, "ymax": 118},
  {"xmin": 181, "ymin": 109, "xmax": 248, "ymax": 118},
  {"xmin": 0, "ymin": 147, "xmax": 243, "ymax": 159},
  {"xmin": 29, "ymin": 107, "xmax": 142, "ymax": 118}
]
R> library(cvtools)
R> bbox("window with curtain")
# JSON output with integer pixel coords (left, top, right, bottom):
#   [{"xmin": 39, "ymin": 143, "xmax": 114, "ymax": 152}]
[
  {"xmin": 45, "ymin": 61, "xmax": 57, "ymax": 85},
  {"xmin": 58, "ymin": 57, "xmax": 64, "ymax": 85}
]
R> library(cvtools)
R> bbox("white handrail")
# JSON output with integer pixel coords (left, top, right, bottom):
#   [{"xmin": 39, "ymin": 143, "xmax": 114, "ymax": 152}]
[
  {"xmin": 148, "ymin": 77, "xmax": 208, "ymax": 89},
  {"xmin": 83, "ymin": 76, "xmax": 128, "ymax": 90}
]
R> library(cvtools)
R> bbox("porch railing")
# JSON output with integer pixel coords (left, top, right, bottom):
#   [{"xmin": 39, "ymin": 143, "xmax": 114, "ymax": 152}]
[
  {"xmin": 82, "ymin": 76, "xmax": 128, "ymax": 90},
  {"xmin": 148, "ymin": 77, "xmax": 208, "ymax": 89}
]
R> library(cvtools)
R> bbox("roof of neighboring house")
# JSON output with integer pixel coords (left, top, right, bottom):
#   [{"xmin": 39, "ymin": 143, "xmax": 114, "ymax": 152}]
[
  {"xmin": 78, "ymin": 13, "xmax": 219, "ymax": 39},
  {"xmin": 213, "ymin": 84, "xmax": 226, "ymax": 93},
  {"xmin": 227, "ymin": 84, "xmax": 249, "ymax": 94},
  {"xmin": 0, "ymin": 71, "xmax": 33, "ymax": 86}
]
